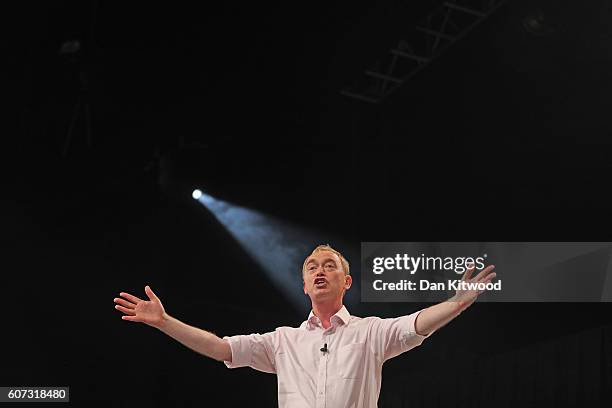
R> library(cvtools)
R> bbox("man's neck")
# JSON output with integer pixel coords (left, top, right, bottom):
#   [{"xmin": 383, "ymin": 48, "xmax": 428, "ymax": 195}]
[{"xmin": 312, "ymin": 301, "xmax": 343, "ymax": 329}]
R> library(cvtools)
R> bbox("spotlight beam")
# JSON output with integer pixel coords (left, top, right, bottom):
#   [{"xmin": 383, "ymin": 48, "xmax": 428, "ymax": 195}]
[{"xmin": 194, "ymin": 192, "xmax": 358, "ymax": 314}]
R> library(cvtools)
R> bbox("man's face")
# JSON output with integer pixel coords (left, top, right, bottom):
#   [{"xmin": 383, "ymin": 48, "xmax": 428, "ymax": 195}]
[{"xmin": 303, "ymin": 251, "xmax": 352, "ymax": 303}]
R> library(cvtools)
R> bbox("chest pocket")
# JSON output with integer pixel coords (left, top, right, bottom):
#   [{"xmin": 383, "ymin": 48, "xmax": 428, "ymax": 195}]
[{"xmin": 337, "ymin": 342, "xmax": 367, "ymax": 379}]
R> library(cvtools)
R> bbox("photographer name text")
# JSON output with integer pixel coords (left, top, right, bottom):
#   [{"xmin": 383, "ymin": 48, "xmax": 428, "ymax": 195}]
[{"xmin": 372, "ymin": 279, "xmax": 502, "ymax": 291}]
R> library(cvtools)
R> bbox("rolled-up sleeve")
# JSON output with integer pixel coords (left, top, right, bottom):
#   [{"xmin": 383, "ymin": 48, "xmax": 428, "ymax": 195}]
[
  {"xmin": 223, "ymin": 332, "xmax": 277, "ymax": 374},
  {"xmin": 370, "ymin": 310, "xmax": 433, "ymax": 362}
]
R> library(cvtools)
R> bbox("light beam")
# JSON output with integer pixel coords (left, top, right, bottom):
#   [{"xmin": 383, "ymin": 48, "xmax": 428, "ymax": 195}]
[{"xmin": 195, "ymin": 192, "xmax": 358, "ymax": 314}]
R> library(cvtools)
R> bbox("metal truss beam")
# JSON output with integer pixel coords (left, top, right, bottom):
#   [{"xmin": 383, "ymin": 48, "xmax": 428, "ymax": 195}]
[{"xmin": 340, "ymin": 0, "xmax": 508, "ymax": 104}]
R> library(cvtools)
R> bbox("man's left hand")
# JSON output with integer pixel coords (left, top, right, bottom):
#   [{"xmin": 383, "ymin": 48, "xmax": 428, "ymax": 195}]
[{"xmin": 451, "ymin": 264, "xmax": 497, "ymax": 311}]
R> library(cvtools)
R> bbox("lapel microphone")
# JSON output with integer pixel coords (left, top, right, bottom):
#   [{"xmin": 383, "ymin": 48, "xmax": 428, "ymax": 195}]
[{"xmin": 320, "ymin": 343, "xmax": 328, "ymax": 353}]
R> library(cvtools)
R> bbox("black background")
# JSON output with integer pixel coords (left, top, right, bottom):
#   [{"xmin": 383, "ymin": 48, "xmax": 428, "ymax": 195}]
[{"xmin": 2, "ymin": 0, "xmax": 612, "ymax": 406}]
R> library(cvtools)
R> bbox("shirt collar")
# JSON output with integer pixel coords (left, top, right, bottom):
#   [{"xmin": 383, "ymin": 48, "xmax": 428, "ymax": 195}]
[{"xmin": 306, "ymin": 305, "xmax": 351, "ymax": 330}]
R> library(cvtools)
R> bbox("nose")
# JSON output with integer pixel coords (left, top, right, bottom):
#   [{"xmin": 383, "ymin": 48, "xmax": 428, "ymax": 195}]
[{"xmin": 313, "ymin": 266, "xmax": 326, "ymax": 276}]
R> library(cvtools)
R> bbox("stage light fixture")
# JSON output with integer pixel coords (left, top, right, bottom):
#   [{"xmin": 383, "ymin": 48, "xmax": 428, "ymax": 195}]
[
  {"xmin": 192, "ymin": 189, "xmax": 203, "ymax": 200},
  {"xmin": 522, "ymin": 12, "xmax": 555, "ymax": 36}
]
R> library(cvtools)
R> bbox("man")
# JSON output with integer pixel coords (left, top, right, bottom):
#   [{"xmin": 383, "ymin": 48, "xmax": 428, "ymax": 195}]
[{"xmin": 114, "ymin": 244, "xmax": 496, "ymax": 407}]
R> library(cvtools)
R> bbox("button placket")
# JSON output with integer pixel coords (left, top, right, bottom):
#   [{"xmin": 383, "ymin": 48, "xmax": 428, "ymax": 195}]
[{"xmin": 315, "ymin": 330, "xmax": 330, "ymax": 407}]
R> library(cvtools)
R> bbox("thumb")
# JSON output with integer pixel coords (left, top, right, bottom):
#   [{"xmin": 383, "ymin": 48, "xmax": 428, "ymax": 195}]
[{"xmin": 145, "ymin": 285, "xmax": 159, "ymax": 301}]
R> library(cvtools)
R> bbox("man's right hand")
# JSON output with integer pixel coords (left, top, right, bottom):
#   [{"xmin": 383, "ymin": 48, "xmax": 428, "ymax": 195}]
[
  {"xmin": 114, "ymin": 286, "xmax": 166, "ymax": 328},
  {"xmin": 114, "ymin": 285, "xmax": 231, "ymax": 362}
]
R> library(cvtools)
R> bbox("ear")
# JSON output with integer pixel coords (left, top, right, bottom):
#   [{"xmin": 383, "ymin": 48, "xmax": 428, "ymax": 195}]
[
  {"xmin": 344, "ymin": 275, "xmax": 353, "ymax": 290},
  {"xmin": 303, "ymin": 279, "xmax": 308, "ymax": 295}
]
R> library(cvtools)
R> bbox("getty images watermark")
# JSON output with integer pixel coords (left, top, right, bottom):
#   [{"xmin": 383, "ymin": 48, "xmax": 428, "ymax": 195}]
[
  {"xmin": 362, "ymin": 242, "xmax": 612, "ymax": 302},
  {"xmin": 361, "ymin": 243, "xmax": 504, "ymax": 303},
  {"xmin": 370, "ymin": 253, "xmax": 501, "ymax": 292}
]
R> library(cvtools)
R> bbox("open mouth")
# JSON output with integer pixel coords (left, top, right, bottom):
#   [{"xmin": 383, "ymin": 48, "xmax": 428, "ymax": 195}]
[{"xmin": 314, "ymin": 278, "xmax": 327, "ymax": 287}]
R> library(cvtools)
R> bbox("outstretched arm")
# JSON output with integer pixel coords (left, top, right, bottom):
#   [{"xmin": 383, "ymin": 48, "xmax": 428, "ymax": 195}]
[
  {"xmin": 414, "ymin": 265, "xmax": 496, "ymax": 335},
  {"xmin": 114, "ymin": 286, "xmax": 231, "ymax": 362}
]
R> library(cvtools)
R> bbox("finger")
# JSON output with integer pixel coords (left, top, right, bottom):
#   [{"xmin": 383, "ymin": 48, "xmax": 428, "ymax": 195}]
[
  {"xmin": 477, "ymin": 273, "xmax": 497, "ymax": 294},
  {"xmin": 114, "ymin": 298, "xmax": 136, "ymax": 309},
  {"xmin": 119, "ymin": 292, "xmax": 143, "ymax": 304},
  {"xmin": 482, "ymin": 272, "xmax": 497, "ymax": 284},
  {"xmin": 115, "ymin": 305, "xmax": 136, "ymax": 315},
  {"xmin": 462, "ymin": 264, "xmax": 476, "ymax": 281},
  {"xmin": 474, "ymin": 265, "xmax": 495, "ymax": 282},
  {"xmin": 122, "ymin": 315, "xmax": 140, "ymax": 322},
  {"xmin": 145, "ymin": 285, "xmax": 159, "ymax": 301}
]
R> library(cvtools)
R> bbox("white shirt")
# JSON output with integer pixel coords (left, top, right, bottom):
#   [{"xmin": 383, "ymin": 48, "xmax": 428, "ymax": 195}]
[{"xmin": 223, "ymin": 306, "xmax": 432, "ymax": 407}]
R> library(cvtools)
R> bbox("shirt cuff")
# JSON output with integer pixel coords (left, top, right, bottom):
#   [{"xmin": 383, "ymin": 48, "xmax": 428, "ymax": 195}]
[
  {"xmin": 409, "ymin": 309, "xmax": 434, "ymax": 339},
  {"xmin": 223, "ymin": 335, "xmax": 251, "ymax": 369}
]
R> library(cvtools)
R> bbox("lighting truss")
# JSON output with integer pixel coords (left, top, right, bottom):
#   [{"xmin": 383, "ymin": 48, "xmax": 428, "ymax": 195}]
[{"xmin": 341, "ymin": 0, "xmax": 508, "ymax": 103}]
